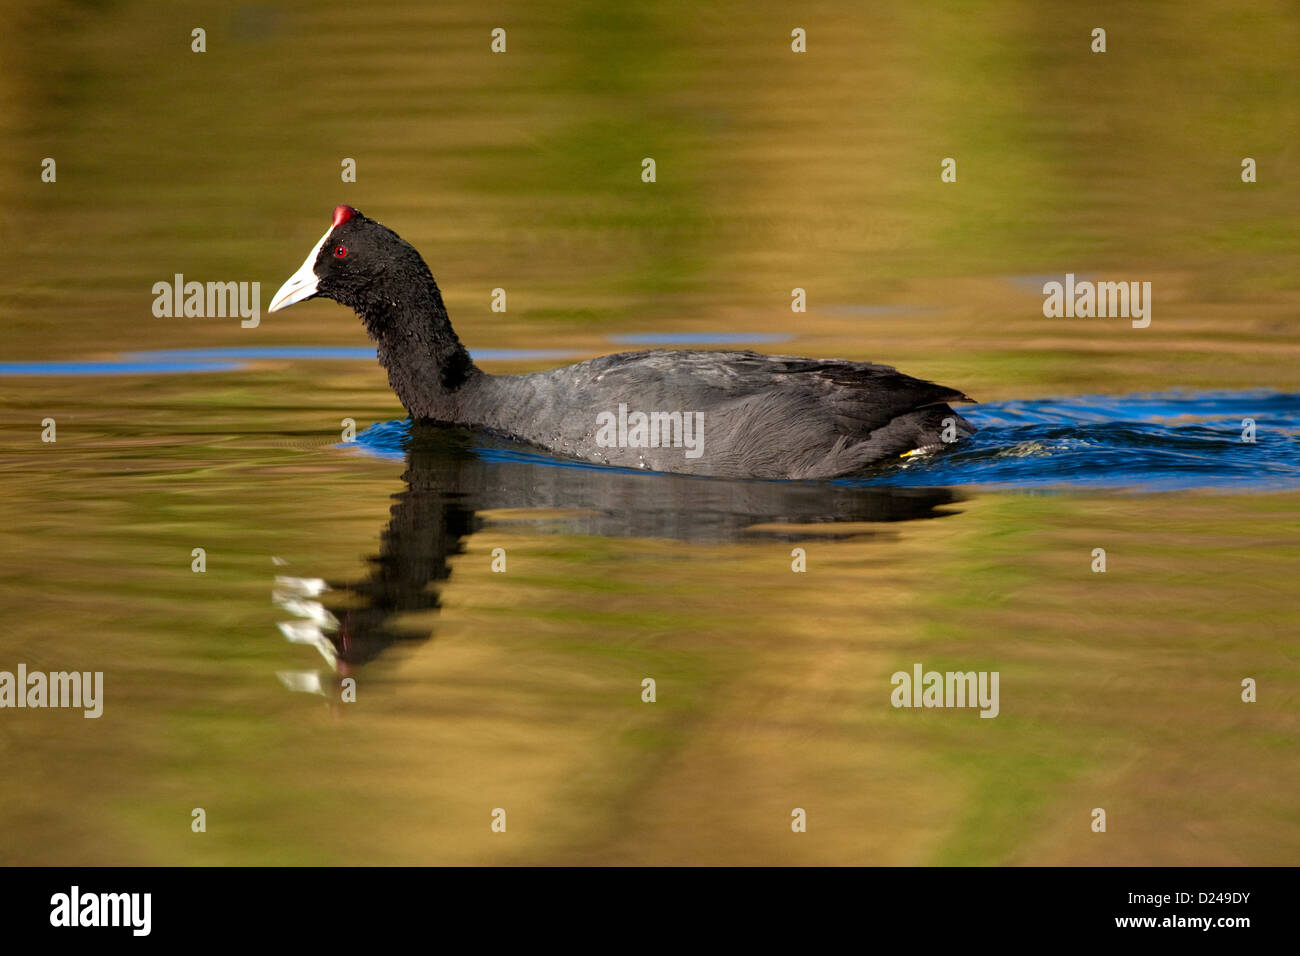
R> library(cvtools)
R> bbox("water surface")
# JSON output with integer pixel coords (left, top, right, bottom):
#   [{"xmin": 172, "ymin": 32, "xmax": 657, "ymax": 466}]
[{"xmin": 1, "ymin": 0, "xmax": 1297, "ymax": 865}]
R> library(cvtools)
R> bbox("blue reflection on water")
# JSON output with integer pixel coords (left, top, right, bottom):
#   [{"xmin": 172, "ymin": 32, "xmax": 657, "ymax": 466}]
[
  {"xmin": 0, "ymin": 359, "xmax": 244, "ymax": 375},
  {"xmin": 0, "ymin": 346, "xmax": 583, "ymax": 375},
  {"xmin": 6, "ymin": 348, "xmax": 1294, "ymax": 491},
  {"xmin": 352, "ymin": 391, "xmax": 1300, "ymax": 491}
]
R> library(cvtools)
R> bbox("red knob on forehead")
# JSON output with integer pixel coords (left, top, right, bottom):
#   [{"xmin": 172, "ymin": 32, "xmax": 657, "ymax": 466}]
[{"xmin": 332, "ymin": 204, "xmax": 357, "ymax": 227}]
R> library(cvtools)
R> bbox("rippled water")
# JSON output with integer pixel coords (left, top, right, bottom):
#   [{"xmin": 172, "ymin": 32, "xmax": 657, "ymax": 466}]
[
  {"xmin": 890, "ymin": 391, "xmax": 1300, "ymax": 490},
  {"xmin": 353, "ymin": 387, "xmax": 1300, "ymax": 491},
  {"xmin": 3, "ymin": 356, "xmax": 1298, "ymax": 867}
]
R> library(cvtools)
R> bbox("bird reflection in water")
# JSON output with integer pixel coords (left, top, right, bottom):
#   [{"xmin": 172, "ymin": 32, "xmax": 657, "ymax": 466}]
[{"xmin": 274, "ymin": 426, "xmax": 965, "ymax": 702}]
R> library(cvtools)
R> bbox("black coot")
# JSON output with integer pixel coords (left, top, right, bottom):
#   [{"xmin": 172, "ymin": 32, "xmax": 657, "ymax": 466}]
[{"xmin": 270, "ymin": 206, "xmax": 976, "ymax": 479}]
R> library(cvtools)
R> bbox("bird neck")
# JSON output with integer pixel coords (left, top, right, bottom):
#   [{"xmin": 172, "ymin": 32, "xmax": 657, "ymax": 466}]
[{"xmin": 357, "ymin": 266, "xmax": 481, "ymax": 421}]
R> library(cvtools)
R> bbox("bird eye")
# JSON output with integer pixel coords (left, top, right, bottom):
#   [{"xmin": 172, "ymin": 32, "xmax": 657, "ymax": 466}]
[{"xmin": 334, "ymin": 245, "xmax": 348, "ymax": 258}]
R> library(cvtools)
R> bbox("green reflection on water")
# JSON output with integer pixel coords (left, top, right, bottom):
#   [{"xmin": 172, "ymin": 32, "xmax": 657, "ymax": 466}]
[{"xmin": 0, "ymin": 0, "xmax": 1297, "ymax": 864}]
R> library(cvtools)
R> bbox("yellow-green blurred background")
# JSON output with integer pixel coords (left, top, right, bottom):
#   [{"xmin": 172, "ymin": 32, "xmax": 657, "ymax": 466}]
[{"xmin": 0, "ymin": 1, "xmax": 1296, "ymax": 864}]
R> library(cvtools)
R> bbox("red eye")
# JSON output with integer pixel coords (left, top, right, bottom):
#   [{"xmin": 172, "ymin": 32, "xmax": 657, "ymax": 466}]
[{"xmin": 334, "ymin": 245, "xmax": 348, "ymax": 258}]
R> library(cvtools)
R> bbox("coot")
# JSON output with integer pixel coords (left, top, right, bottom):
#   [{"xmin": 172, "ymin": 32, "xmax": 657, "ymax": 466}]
[{"xmin": 269, "ymin": 206, "xmax": 975, "ymax": 479}]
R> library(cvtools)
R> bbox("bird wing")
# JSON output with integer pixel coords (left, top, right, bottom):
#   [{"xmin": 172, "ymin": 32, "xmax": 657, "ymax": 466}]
[{"xmin": 584, "ymin": 349, "xmax": 972, "ymax": 437}]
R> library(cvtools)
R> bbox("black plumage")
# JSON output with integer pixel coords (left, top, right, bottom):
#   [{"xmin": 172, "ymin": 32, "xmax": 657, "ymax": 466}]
[{"xmin": 270, "ymin": 207, "xmax": 976, "ymax": 479}]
